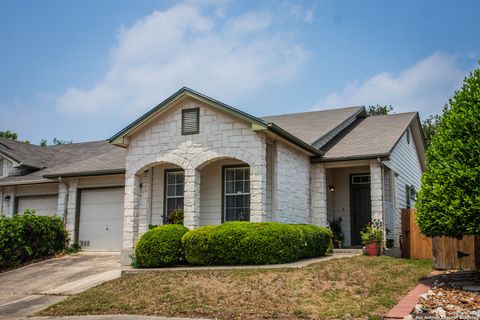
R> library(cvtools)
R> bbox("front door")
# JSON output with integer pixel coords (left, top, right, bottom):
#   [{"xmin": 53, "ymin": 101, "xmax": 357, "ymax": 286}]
[{"xmin": 350, "ymin": 174, "xmax": 372, "ymax": 246}]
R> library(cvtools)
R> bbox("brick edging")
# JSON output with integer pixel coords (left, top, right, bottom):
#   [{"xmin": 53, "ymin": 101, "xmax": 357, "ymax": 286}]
[{"xmin": 384, "ymin": 283, "xmax": 431, "ymax": 319}]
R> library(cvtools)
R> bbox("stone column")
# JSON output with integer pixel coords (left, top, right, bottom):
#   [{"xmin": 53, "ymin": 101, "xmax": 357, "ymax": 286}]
[
  {"xmin": 121, "ymin": 172, "xmax": 141, "ymax": 265},
  {"xmin": 249, "ymin": 141, "xmax": 267, "ymax": 222},
  {"xmin": 311, "ymin": 164, "xmax": 327, "ymax": 226},
  {"xmin": 183, "ymin": 168, "xmax": 200, "ymax": 229},
  {"xmin": 3, "ymin": 188, "xmax": 15, "ymax": 217},
  {"xmin": 370, "ymin": 160, "xmax": 384, "ymax": 222},
  {"xmin": 57, "ymin": 181, "xmax": 68, "ymax": 221},
  {"xmin": 65, "ymin": 179, "xmax": 78, "ymax": 244}
]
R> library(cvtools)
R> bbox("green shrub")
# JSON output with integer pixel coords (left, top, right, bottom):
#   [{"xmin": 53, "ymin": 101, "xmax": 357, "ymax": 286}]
[
  {"xmin": 0, "ymin": 210, "xmax": 68, "ymax": 270},
  {"xmin": 182, "ymin": 222, "xmax": 332, "ymax": 266},
  {"xmin": 182, "ymin": 226, "xmax": 216, "ymax": 265},
  {"xmin": 165, "ymin": 209, "xmax": 184, "ymax": 225},
  {"xmin": 298, "ymin": 224, "xmax": 333, "ymax": 258},
  {"xmin": 135, "ymin": 224, "xmax": 189, "ymax": 268}
]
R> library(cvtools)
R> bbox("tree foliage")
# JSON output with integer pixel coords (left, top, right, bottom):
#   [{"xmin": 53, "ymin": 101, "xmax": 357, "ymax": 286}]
[
  {"xmin": 367, "ymin": 104, "xmax": 393, "ymax": 116},
  {"xmin": 40, "ymin": 138, "xmax": 73, "ymax": 146},
  {"xmin": 421, "ymin": 114, "xmax": 441, "ymax": 148},
  {"xmin": 416, "ymin": 67, "xmax": 480, "ymax": 238},
  {"xmin": 0, "ymin": 130, "xmax": 18, "ymax": 140}
]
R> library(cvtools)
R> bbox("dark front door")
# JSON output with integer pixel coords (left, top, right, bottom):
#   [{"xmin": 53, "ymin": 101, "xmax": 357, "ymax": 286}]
[{"xmin": 350, "ymin": 175, "xmax": 372, "ymax": 246}]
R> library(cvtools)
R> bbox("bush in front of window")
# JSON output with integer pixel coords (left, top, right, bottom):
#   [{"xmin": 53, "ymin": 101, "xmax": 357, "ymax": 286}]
[
  {"xmin": 165, "ymin": 209, "xmax": 184, "ymax": 225},
  {"xmin": 135, "ymin": 224, "xmax": 189, "ymax": 268},
  {"xmin": 0, "ymin": 210, "xmax": 68, "ymax": 270},
  {"xmin": 182, "ymin": 222, "xmax": 333, "ymax": 266}
]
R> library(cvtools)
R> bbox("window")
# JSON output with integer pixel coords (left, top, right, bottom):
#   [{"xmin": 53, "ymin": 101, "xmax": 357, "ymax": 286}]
[
  {"xmin": 164, "ymin": 170, "xmax": 184, "ymax": 218},
  {"xmin": 406, "ymin": 184, "xmax": 416, "ymax": 208},
  {"xmin": 223, "ymin": 166, "xmax": 250, "ymax": 222},
  {"xmin": 182, "ymin": 108, "xmax": 199, "ymax": 135},
  {"xmin": 351, "ymin": 174, "xmax": 370, "ymax": 184},
  {"xmin": 406, "ymin": 129, "xmax": 411, "ymax": 144},
  {"xmin": 0, "ymin": 158, "xmax": 3, "ymax": 177}
]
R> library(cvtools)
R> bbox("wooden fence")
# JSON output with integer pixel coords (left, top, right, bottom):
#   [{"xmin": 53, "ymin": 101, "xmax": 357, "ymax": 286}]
[
  {"xmin": 401, "ymin": 208, "xmax": 432, "ymax": 260},
  {"xmin": 401, "ymin": 208, "xmax": 479, "ymax": 270}
]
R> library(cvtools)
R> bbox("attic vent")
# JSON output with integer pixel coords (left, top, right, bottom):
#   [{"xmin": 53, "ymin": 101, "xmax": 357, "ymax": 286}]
[{"xmin": 182, "ymin": 108, "xmax": 200, "ymax": 135}]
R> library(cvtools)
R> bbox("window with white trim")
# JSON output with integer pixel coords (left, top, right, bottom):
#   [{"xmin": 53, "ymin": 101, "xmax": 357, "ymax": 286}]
[
  {"xmin": 224, "ymin": 166, "xmax": 250, "ymax": 222},
  {"xmin": 165, "ymin": 170, "xmax": 184, "ymax": 218},
  {"xmin": 351, "ymin": 174, "xmax": 370, "ymax": 184}
]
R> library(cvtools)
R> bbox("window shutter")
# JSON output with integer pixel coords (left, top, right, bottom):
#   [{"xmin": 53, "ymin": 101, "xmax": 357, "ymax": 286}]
[{"xmin": 182, "ymin": 108, "xmax": 199, "ymax": 135}]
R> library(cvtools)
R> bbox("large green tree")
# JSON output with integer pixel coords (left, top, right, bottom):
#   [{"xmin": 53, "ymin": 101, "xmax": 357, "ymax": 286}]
[{"xmin": 416, "ymin": 67, "xmax": 480, "ymax": 238}]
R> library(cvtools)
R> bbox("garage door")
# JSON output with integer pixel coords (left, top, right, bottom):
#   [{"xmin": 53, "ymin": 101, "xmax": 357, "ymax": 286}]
[
  {"xmin": 78, "ymin": 188, "xmax": 124, "ymax": 251},
  {"xmin": 17, "ymin": 195, "xmax": 58, "ymax": 216}
]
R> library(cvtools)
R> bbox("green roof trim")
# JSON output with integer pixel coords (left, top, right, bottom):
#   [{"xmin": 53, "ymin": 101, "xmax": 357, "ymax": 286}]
[{"xmin": 108, "ymin": 87, "xmax": 323, "ymax": 156}]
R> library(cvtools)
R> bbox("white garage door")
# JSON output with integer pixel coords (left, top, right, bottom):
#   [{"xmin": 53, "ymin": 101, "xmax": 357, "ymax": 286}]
[
  {"xmin": 17, "ymin": 195, "xmax": 58, "ymax": 216},
  {"xmin": 79, "ymin": 188, "xmax": 124, "ymax": 251}
]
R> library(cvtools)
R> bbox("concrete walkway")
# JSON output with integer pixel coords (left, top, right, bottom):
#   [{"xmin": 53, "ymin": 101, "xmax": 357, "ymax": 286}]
[
  {"xmin": 0, "ymin": 252, "xmax": 121, "ymax": 319},
  {"xmin": 122, "ymin": 249, "xmax": 361, "ymax": 274}
]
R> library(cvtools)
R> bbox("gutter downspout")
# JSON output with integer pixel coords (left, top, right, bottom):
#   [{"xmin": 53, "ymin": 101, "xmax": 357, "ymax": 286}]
[{"xmin": 378, "ymin": 158, "xmax": 387, "ymax": 248}]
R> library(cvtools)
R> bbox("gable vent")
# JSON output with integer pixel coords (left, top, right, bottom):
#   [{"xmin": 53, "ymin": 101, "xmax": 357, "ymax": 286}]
[{"xmin": 182, "ymin": 108, "xmax": 200, "ymax": 135}]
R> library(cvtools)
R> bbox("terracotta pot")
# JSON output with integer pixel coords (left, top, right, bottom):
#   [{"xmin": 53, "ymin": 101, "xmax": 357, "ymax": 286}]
[{"xmin": 365, "ymin": 243, "xmax": 380, "ymax": 256}]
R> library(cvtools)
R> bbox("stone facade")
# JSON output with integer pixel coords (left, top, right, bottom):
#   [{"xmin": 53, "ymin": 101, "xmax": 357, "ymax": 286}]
[
  {"xmin": 274, "ymin": 143, "xmax": 311, "ymax": 224},
  {"xmin": 369, "ymin": 160, "xmax": 384, "ymax": 222},
  {"xmin": 122, "ymin": 97, "xmax": 268, "ymax": 259},
  {"xmin": 310, "ymin": 164, "xmax": 327, "ymax": 226}
]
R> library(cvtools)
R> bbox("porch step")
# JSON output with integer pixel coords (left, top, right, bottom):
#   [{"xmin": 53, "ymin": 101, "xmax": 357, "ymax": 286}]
[{"xmin": 333, "ymin": 248, "xmax": 363, "ymax": 254}]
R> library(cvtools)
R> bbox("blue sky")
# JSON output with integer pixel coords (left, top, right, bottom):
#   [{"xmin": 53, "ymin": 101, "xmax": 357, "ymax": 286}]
[{"xmin": 0, "ymin": 0, "xmax": 478, "ymax": 143}]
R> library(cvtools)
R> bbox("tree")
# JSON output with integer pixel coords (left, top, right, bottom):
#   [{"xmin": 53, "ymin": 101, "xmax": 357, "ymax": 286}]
[
  {"xmin": 40, "ymin": 138, "xmax": 73, "ymax": 146},
  {"xmin": 416, "ymin": 67, "xmax": 480, "ymax": 238},
  {"xmin": 421, "ymin": 114, "xmax": 441, "ymax": 148},
  {"xmin": 367, "ymin": 104, "xmax": 393, "ymax": 116},
  {"xmin": 0, "ymin": 130, "xmax": 18, "ymax": 140}
]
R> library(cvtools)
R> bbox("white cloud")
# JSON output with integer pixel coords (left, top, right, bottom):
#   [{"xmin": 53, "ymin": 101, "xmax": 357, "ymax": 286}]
[
  {"xmin": 56, "ymin": 4, "xmax": 309, "ymax": 117},
  {"xmin": 314, "ymin": 52, "xmax": 469, "ymax": 116}
]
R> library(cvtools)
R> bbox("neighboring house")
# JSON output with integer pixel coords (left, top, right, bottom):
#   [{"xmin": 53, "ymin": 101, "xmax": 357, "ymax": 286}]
[{"xmin": 0, "ymin": 87, "xmax": 425, "ymax": 263}]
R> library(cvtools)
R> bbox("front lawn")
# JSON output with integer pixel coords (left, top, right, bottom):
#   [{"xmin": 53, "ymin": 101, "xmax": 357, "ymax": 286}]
[{"xmin": 40, "ymin": 256, "xmax": 432, "ymax": 319}]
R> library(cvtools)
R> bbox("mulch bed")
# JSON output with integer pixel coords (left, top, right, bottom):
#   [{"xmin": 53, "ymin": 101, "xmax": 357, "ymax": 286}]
[{"xmin": 412, "ymin": 270, "xmax": 480, "ymax": 319}]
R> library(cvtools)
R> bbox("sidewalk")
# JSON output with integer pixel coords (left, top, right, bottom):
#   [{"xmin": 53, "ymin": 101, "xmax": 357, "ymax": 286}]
[{"xmin": 122, "ymin": 249, "xmax": 362, "ymax": 275}]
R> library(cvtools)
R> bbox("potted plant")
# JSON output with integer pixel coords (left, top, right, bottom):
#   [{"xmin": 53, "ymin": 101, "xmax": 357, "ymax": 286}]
[
  {"xmin": 328, "ymin": 218, "xmax": 344, "ymax": 248},
  {"xmin": 360, "ymin": 224, "xmax": 383, "ymax": 256}
]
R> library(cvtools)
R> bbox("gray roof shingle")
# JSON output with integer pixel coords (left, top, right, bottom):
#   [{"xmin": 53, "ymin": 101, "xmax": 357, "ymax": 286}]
[
  {"xmin": 262, "ymin": 106, "xmax": 364, "ymax": 145},
  {"xmin": 0, "ymin": 140, "xmax": 126, "ymax": 186},
  {"xmin": 320, "ymin": 112, "xmax": 418, "ymax": 161}
]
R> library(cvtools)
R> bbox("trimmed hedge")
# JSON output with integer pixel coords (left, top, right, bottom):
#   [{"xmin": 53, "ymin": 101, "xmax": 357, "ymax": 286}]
[
  {"xmin": 182, "ymin": 222, "xmax": 332, "ymax": 266},
  {"xmin": 135, "ymin": 224, "xmax": 189, "ymax": 268},
  {"xmin": 0, "ymin": 211, "xmax": 68, "ymax": 270}
]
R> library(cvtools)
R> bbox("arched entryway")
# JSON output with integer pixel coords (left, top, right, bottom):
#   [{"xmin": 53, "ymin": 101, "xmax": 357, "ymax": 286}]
[{"xmin": 198, "ymin": 157, "xmax": 250, "ymax": 226}]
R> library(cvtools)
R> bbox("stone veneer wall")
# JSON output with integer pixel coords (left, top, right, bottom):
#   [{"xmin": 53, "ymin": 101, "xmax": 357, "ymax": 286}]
[
  {"xmin": 123, "ymin": 97, "xmax": 268, "ymax": 256},
  {"xmin": 274, "ymin": 142, "xmax": 311, "ymax": 224}
]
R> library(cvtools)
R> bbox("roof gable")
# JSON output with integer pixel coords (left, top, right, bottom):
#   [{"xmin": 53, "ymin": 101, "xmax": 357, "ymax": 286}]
[
  {"xmin": 318, "ymin": 112, "xmax": 425, "ymax": 163},
  {"xmin": 109, "ymin": 87, "xmax": 322, "ymax": 155},
  {"xmin": 262, "ymin": 106, "xmax": 365, "ymax": 146}
]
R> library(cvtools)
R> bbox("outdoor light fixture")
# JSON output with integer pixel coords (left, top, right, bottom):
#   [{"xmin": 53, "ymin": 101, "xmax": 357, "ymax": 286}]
[{"xmin": 329, "ymin": 185, "xmax": 335, "ymax": 192}]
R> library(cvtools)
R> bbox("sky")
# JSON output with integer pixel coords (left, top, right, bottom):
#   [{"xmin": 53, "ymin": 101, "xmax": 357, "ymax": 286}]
[{"xmin": 0, "ymin": 0, "xmax": 479, "ymax": 144}]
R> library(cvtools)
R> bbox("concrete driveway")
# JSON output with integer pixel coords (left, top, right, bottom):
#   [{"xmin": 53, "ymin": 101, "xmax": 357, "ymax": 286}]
[{"xmin": 0, "ymin": 252, "xmax": 120, "ymax": 319}]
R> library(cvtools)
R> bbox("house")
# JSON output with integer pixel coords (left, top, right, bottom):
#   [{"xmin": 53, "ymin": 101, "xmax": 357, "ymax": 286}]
[{"xmin": 0, "ymin": 87, "xmax": 425, "ymax": 264}]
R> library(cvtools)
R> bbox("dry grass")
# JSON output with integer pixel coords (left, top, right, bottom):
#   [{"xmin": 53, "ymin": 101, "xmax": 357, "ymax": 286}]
[{"xmin": 40, "ymin": 256, "xmax": 432, "ymax": 319}]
